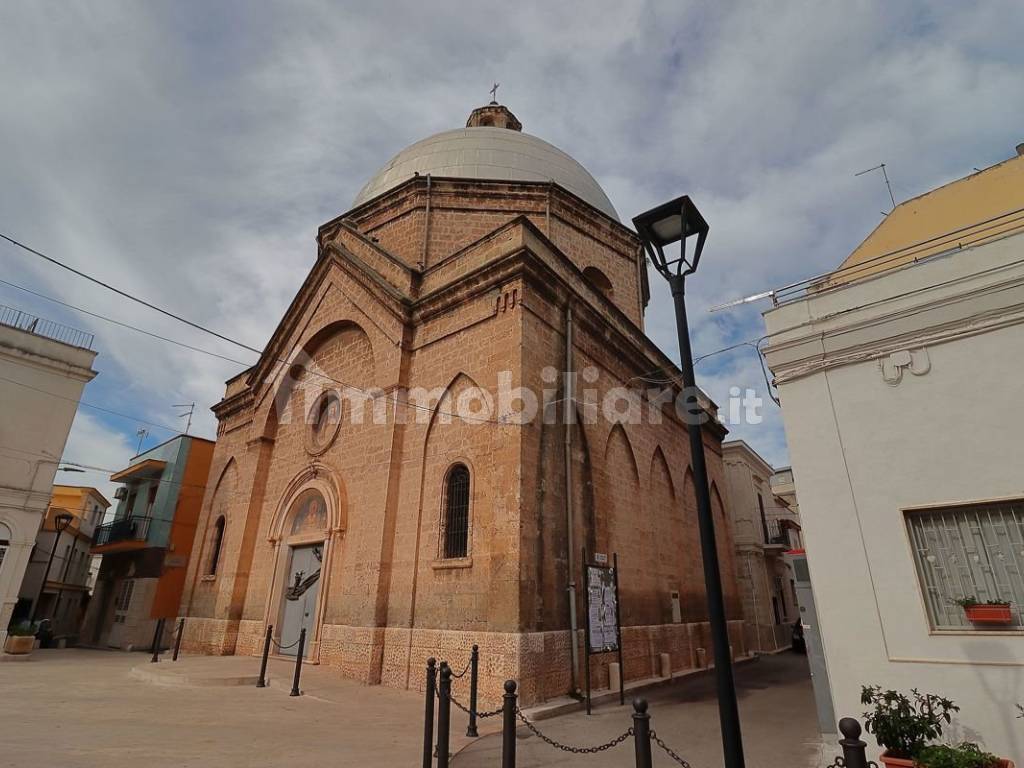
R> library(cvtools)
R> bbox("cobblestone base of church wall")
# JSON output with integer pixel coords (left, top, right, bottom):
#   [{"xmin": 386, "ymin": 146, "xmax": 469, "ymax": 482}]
[
  {"xmin": 178, "ymin": 616, "xmax": 239, "ymax": 655},
  {"xmin": 178, "ymin": 618, "xmax": 748, "ymax": 707}
]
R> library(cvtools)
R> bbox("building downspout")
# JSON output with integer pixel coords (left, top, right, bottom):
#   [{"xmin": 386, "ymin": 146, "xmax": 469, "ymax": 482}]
[{"xmin": 564, "ymin": 306, "xmax": 580, "ymax": 695}]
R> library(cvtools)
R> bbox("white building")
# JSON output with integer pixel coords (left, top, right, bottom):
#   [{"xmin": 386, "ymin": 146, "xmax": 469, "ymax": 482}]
[
  {"xmin": 762, "ymin": 147, "xmax": 1024, "ymax": 758},
  {"xmin": 722, "ymin": 440, "xmax": 802, "ymax": 654},
  {"xmin": 0, "ymin": 306, "xmax": 97, "ymax": 646}
]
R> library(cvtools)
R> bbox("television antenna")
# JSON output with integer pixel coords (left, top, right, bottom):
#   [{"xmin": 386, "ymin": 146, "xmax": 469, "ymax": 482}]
[
  {"xmin": 135, "ymin": 427, "xmax": 149, "ymax": 455},
  {"xmin": 855, "ymin": 162, "xmax": 897, "ymax": 214},
  {"xmin": 173, "ymin": 402, "xmax": 195, "ymax": 435}
]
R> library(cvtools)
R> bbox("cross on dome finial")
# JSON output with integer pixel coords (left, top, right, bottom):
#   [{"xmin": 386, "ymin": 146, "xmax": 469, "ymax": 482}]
[{"xmin": 489, "ymin": 82, "xmax": 500, "ymax": 104}]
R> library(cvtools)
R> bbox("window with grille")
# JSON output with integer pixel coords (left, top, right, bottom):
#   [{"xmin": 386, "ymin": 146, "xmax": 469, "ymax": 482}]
[
  {"xmin": 443, "ymin": 464, "xmax": 471, "ymax": 559},
  {"xmin": 906, "ymin": 500, "xmax": 1024, "ymax": 629},
  {"xmin": 115, "ymin": 579, "xmax": 135, "ymax": 612},
  {"xmin": 0, "ymin": 540, "xmax": 7, "ymax": 574}
]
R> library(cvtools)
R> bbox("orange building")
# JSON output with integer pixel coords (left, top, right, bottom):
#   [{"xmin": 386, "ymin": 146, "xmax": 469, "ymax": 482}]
[{"xmin": 81, "ymin": 435, "xmax": 213, "ymax": 650}]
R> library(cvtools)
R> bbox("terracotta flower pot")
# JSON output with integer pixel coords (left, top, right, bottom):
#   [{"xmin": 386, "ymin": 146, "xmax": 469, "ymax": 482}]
[
  {"xmin": 4, "ymin": 635, "xmax": 34, "ymax": 655},
  {"xmin": 879, "ymin": 751, "xmax": 915, "ymax": 768},
  {"xmin": 880, "ymin": 750, "xmax": 1015, "ymax": 767},
  {"xmin": 964, "ymin": 604, "xmax": 1014, "ymax": 626}
]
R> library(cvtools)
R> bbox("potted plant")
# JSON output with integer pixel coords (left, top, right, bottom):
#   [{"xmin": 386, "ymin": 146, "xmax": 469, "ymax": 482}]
[
  {"xmin": 953, "ymin": 598, "xmax": 1014, "ymax": 627},
  {"xmin": 861, "ymin": 685, "xmax": 958, "ymax": 767},
  {"xmin": 4, "ymin": 622, "xmax": 36, "ymax": 655},
  {"xmin": 915, "ymin": 742, "xmax": 1014, "ymax": 768}
]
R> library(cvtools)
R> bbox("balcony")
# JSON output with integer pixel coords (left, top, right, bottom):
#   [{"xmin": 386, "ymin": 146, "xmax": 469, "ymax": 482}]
[
  {"xmin": 762, "ymin": 516, "xmax": 801, "ymax": 550},
  {"xmin": 92, "ymin": 516, "xmax": 152, "ymax": 552}
]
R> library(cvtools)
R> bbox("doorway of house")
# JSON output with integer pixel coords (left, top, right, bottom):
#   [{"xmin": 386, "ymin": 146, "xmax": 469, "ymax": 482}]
[
  {"xmin": 108, "ymin": 578, "xmax": 134, "ymax": 648},
  {"xmin": 279, "ymin": 544, "xmax": 322, "ymax": 657}
]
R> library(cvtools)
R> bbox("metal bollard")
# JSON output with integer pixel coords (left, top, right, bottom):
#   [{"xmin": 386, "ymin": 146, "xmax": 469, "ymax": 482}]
[
  {"xmin": 437, "ymin": 663, "xmax": 452, "ymax": 768},
  {"xmin": 172, "ymin": 617, "xmax": 185, "ymax": 661},
  {"xmin": 150, "ymin": 618, "xmax": 165, "ymax": 663},
  {"xmin": 289, "ymin": 627, "xmax": 306, "ymax": 697},
  {"xmin": 466, "ymin": 644, "xmax": 480, "ymax": 737},
  {"xmin": 837, "ymin": 717, "xmax": 870, "ymax": 768},
  {"xmin": 422, "ymin": 658, "xmax": 437, "ymax": 768},
  {"xmin": 501, "ymin": 680, "xmax": 517, "ymax": 768},
  {"xmin": 256, "ymin": 625, "xmax": 273, "ymax": 688},
  {"xmin": 632, "ymin": 699, "xmax": 652, "ymax": 768}
]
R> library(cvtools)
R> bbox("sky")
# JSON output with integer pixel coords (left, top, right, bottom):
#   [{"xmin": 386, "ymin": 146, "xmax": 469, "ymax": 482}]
[{"xmin": 1, "ymin": 1, "xmax": 1022, "ymax": 503}]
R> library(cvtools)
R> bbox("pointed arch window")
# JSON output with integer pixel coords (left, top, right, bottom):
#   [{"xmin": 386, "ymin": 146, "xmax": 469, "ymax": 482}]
[
  {"xmin": 207, "ymin": 516, "xmax": 225, "ymax": 575},
  {"xmin": 443, "ymin": 464, "xmax": 471, "ymax": 559}
]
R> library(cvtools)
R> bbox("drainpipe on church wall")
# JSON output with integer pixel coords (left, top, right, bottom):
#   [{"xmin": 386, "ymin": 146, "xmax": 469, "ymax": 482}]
[{"xmin": 563, "ymin": 306, "xmax": 580, "ymax": 695}]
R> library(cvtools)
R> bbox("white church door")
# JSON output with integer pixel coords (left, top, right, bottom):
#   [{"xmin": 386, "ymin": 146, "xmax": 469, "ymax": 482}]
[{"xmin": 279, "ymin": 544, "xmax": 321, "ymax": 657}]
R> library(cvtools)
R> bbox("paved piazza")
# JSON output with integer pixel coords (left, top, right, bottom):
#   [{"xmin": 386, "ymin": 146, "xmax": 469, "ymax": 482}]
[{"xmin": 1, "ymin": 649, "xmax": 824, "ymax": 767}]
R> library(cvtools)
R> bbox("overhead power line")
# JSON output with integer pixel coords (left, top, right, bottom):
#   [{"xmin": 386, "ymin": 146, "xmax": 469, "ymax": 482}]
[
  {"xmin": 0, "ymin": 232, "xmax": 263, "ymax": 355},
  {"xmin": 0, "ymin": 373, "xmax": 182, "ymax": 433},
  {"xmin": 0, "ymin": 278, "xmax": 252, "ymax": 366},
  {"xmin": 2, "ymin": 231, "xmax": 770, "ymax": 426}
]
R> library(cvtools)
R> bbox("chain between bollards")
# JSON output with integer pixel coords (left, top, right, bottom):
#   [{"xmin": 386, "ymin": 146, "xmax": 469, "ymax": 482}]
[
  {"xmin": 422, "ymin": 658, "xmax": 437, "ymax": 768},
  {"xmin": 172, "ymin": 617, "xmax": 185, "ymax": 661},
  {"xmin": 149, "ymin": 618, "xmax": 165, "ymax": 663},
  {"xmin": 256, "ymin": 624, "xmax": 273, "ymax": 688},
  {"xmin": 466, "ymin": 644, "xmax": 480, "ymax": 737},
  {"xmin": 289, "ymin": 627, "xmax": 306, "ymax": 697}
]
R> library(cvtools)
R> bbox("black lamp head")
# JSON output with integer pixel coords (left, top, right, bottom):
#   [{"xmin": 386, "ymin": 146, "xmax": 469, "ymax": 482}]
[
  {"xmin": 632, "ymin": 195, "xmax": 709, "ymax": 279},
  {"xmin": 54, "ymin": 511, "xmax": 74, "ymax": 533}
]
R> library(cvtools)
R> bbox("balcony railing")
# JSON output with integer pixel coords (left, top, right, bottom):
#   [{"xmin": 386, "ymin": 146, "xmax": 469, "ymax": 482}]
[
  {"xmin": 762, "ymin": 516, "xmax": 799, "ymax": 549},
  {"xmin": 93, "ymin": 516, "xmax": 152, "ymax": 548},
  {"xmin": 0, "ymin": 304, "xmax": 94, "ymax": 350}
]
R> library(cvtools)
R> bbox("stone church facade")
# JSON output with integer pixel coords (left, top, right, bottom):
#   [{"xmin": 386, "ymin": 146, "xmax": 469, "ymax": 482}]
[{"xmin": 178, "ymin": 103, "xmax": 744, "ymax": 705}]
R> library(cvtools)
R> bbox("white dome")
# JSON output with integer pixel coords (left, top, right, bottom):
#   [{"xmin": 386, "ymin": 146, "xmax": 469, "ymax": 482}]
[{"xmin": 352, "ymin": 127, "xmax": 619, "ymax": 221}]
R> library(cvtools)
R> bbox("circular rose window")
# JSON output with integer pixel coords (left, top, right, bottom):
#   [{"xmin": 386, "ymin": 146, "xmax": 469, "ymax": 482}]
[{"xmin": 305, "ymin": 390, "xmax": 342, "ymax": 455}]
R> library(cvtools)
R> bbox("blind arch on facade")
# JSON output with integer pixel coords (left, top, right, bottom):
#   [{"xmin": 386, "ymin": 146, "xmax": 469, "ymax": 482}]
[{"xmin": 443, "ymin": 464, "xmax": 471, "ymax": 559}]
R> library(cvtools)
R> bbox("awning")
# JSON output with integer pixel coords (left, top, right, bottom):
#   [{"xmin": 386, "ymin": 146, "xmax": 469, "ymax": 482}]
[{"xmin": 109, "ymin": 459, "xmax": 166, "ymax": 483}]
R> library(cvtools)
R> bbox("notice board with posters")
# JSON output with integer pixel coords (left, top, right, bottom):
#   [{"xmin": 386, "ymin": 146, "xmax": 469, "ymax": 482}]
[{"xmin": 586, "ymin": 563, "xmax": 619, "ymax": 653}]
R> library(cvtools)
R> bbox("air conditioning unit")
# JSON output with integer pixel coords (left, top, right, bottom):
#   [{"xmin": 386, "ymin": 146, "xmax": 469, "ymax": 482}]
[{"xmin": 114, "ymin": 487, "xmax": 127, "ymax": 500}]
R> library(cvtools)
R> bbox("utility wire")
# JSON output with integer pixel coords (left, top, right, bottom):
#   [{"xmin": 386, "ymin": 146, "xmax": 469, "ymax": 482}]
[
  {"xmin": 0, "ymin": 444, "xmax": 210, "ymax": 492},
  {"xmin": 0, "ymin": 232, "xmax": 263, "ymax": 354},
  {"xmin": 0, "ymin": 373, "xmax": 182, "ymax": 433},
  {"xmin": 0, "ymin": 278, "xmax": 252, "ymax": 366},
  {"xmin": 2, "ymin": 231, "xmax": 776, "ymax": 425},
  {"xmin": 0, "ymin": 233, "xmax": 510, "ymax": 426}
]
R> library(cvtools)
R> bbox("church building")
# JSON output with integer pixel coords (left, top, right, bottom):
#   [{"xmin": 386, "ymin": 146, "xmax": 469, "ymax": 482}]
[{"xmin": 178, "ymin": 101, "xmax": 744, "ymax": 705}]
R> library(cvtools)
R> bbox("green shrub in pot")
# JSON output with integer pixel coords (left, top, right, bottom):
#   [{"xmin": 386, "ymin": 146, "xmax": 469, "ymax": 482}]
[{"xmin": 860, "ymin": 685, "xmax": 958, "ymax": 760}]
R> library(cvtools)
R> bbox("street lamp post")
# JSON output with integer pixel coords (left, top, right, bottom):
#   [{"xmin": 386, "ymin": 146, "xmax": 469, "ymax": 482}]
[
  {"xmin": 633, "ymin": 196, "xmax": 745, "ymax": 768},
  {"xmin": 28, "ymin": 510, "xmax": 74, "ymax": 625}
]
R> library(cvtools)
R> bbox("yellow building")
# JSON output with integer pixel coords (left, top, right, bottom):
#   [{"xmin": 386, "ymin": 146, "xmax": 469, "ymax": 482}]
[
  {"xmin": 827, "ymin": 145, "xmax": 1024, "ymax": 286},
  {"xmin": 16, "ymin": 486, "xmax": 109, "ymax": 638}
]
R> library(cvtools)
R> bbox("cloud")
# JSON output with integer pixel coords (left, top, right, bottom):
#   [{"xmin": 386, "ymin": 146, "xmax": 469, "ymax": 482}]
[
  {"xmin": 59, "ymin": 411, "xmax": 137, "ymax": 511},
  {"xmin": 1, "ymin": 0, "xmax": 1021, "ymax": 473}
]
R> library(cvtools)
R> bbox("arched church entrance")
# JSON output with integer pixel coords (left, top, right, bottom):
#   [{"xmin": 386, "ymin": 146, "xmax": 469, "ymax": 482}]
[{"xmin": 276, "ymin": 489, "xmax": 330, "ymax": 657}]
